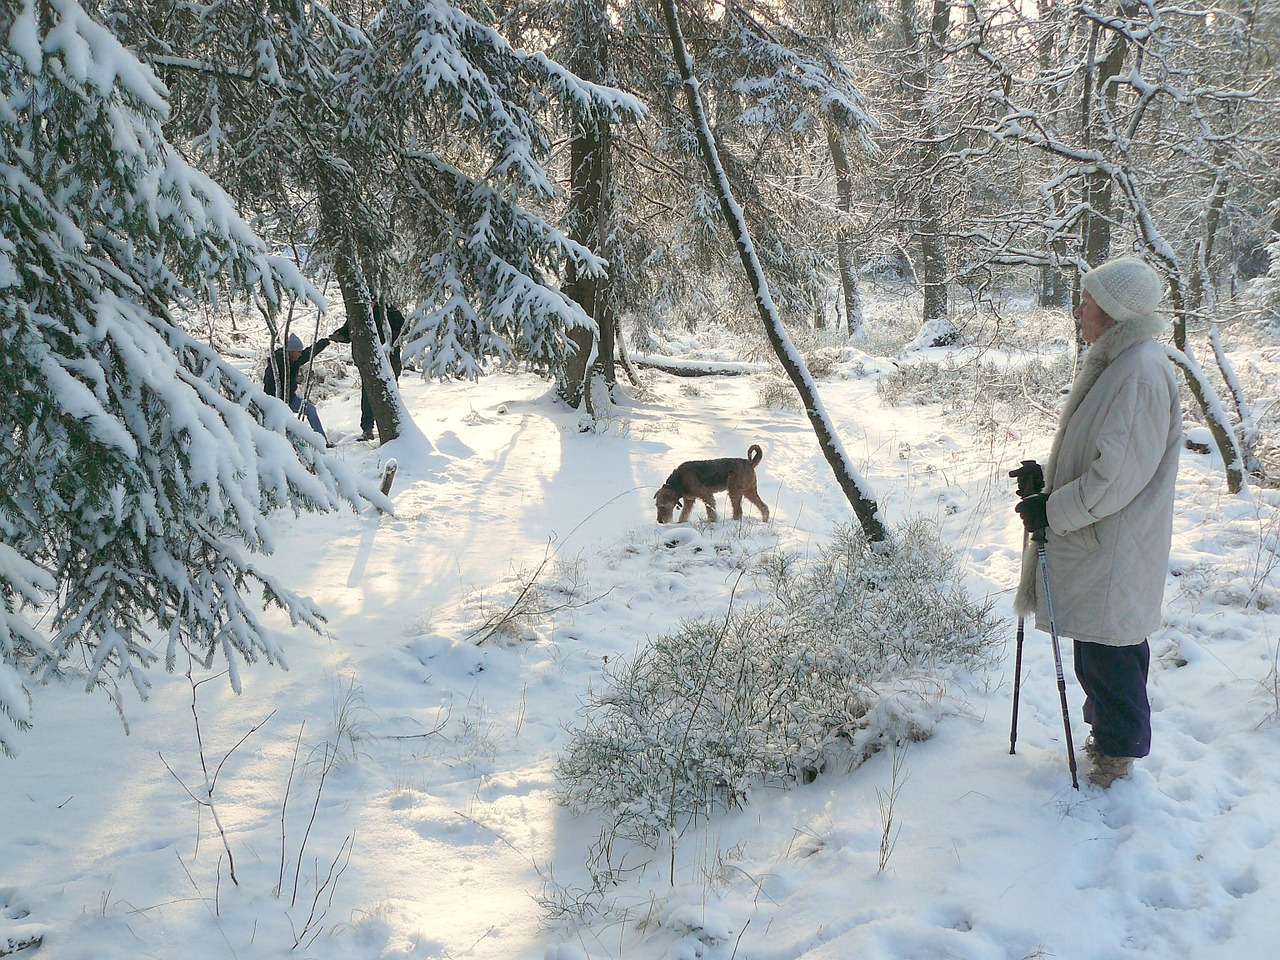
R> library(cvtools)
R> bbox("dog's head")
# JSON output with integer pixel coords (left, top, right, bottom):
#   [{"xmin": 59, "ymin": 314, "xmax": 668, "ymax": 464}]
[{"xmin": 654, "ymin": 486, "xmax": 681, "ymax": 524}]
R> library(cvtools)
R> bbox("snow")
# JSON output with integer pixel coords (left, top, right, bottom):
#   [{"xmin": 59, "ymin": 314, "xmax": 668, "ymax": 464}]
[
  {"xmin": 42, "ymin": 0, "xmax": 168, "ymax": 112},
  {"xmin": 631, "ymin": 353, "xmax": 772, "ymax": 375},
  {"xmin": 6, "ymin": 1, "xmax": 42, "ymax": 72},
  {"xmin": 3, "ymin": 325, "xmax": 1280, "ymax": 960}
]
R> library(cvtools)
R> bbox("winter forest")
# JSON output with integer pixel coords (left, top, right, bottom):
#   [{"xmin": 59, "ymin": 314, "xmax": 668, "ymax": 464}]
[{"xmin": 4, "ymin": 0, "xmax": 1280, "ymax": 958}]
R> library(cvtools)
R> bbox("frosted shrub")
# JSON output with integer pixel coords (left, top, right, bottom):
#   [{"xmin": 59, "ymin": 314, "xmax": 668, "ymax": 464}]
[
  {"xmin": 757, "ymin": 377, "xmax": 801, "ymax": 411},
  {"xmin": 769, "ymin": 520, "xmax": 998, "ymax": 679},
  {"xmin": 557, "ymin": 605, "xmax": 869, "ymax": 846},
  {"xmin": 557, "ymin": 521, "xmax": 999, "ymax": 846},
  {"xmin": 876, "ymin": 355, "xmax": 1070, "ymax": 436}
]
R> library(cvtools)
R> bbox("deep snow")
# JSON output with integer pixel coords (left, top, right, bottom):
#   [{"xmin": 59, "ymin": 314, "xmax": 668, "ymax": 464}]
[{"xmin": 3, "ymin": 317, "xmax": 1280, "ymax": 960}]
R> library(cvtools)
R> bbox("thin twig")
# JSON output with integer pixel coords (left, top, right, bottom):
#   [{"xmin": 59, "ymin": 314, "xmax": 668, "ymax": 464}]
[
  {"xmin": 174, "ymin": 852, "xmax": 241, "ymax": 960},
  {"xmin": 292, "ymin": 743, "xmax": 337, "ymax": 907},
  {"xmin": 291, "ymin": 834, "xmax": 354, "ymax": 951},
  {"xmin": 667, "ymin": 568, "xmax": 749, "ymax": 885},
  {"xmin": 277, "ymin": 722, "xmax": 306, "ymax": 897},
  {"xmin": 466, "ymin": 488, "xmax": 647, "ymax": 645}
]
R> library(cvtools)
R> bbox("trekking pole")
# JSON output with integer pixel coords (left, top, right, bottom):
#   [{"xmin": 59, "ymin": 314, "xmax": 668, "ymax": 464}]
[
  {"xmin": 1008, "ymin": 461, "xmax": 1079, "ymax": 790},
  {"xmin": 1009, "ymin": 528, "xmax": 1028, "ymax": 756},
  {"xmin": 1034, "ymin": 525, "xmax": 1079, "ymax": 790},
  {"xmin": 1007, "ymin": 461, "xmax": 1042, "ymax": 756}
]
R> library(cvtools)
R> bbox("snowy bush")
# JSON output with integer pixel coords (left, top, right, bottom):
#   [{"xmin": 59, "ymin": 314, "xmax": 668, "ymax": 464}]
[
  {"xmin": 764, "ymin": 520, "xmax": 999, "ymax": 678},
  {"xmin": 757, "ymin": 377, "xmax": 801, "ymax": 411},
  {"xmin": 876, "ymin": 354, "xmax": 1070, "ymax": 437},
  {"xmin": 1251, "ymin": 238, "xmax": 1280, "ymax": 335},
  {"xmin": 556, "ymin": 521, "xmax": 999, "ymax": 845}
]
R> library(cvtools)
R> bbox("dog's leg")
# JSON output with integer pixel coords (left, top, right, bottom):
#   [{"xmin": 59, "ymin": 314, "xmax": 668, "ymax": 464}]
[
  {"xmin": 745, "ymin": 490, "xmax": 770, "ymax": 522},
  {"xmin": 729, "ymin": 490, "xmax": 744, "ymax": 520},
  {"xmin": 742, "ymin": 473, "xmax": 770, "ymax": 522},
  {"xmin": 701, "ymin": 495, "xmax": 718, "ymax": 521},
  {"xmin": 679, "ymin": 498, "xmax": 697, "ymax": 522}
]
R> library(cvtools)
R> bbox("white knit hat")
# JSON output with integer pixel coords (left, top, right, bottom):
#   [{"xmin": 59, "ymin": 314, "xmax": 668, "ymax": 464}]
[{"xmin": 1081, "ymin": 257, "xmax": 1163, "ymax": 325}]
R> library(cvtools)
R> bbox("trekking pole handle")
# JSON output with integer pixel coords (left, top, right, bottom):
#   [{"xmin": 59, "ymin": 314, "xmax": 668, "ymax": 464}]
[
  {"xmin": 1008, "ymin": 459, "xmax": 1045, "ymax": 499},
  {"xmin": 1011, "ymin": 460, "xmax": 1050, "ymax": 544}
]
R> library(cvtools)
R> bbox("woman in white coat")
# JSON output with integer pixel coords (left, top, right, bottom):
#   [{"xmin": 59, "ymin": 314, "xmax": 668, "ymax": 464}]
[{"xmin": 1014, "ymin": 256, "xmax": 1182, "ymax": 787}]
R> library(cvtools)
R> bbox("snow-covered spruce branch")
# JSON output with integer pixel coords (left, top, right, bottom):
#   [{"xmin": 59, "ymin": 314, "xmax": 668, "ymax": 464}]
[{"xmin": 0, "ymin": 0, "xmax": 381, "ymax": 750}]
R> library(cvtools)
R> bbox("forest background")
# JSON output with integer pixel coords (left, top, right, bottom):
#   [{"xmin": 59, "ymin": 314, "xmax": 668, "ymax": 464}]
[{"xmin": 3, "ymin": 0, "xmax": 1280, "ymax": 958}]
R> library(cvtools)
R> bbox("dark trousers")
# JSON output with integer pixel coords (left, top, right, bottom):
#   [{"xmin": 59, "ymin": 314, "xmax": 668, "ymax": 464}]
[
  {"xmin": 360, "ymin": 349, "xmax": 402, "ymax": 434},
  {"xmin": 1074, "ymin": 639, "xmax": 1151, "ymax": 758}
]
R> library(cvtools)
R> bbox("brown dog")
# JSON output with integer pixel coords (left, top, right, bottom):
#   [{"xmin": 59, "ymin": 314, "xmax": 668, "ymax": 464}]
[{"xmin": 654, "ymin": 444, "xmax": 771, "ymax": 524}]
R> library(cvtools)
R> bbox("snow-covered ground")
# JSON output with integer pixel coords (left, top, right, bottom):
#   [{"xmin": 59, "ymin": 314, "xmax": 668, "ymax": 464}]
[{"xmin": 3, "ymin": 320, "xmax": 1279, "ymax": 960}]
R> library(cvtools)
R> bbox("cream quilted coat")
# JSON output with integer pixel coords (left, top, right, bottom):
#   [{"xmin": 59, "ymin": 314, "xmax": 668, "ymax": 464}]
[{"xmin": 1014, "ymin": 319, "xmax": 1181, "ymax": 645}]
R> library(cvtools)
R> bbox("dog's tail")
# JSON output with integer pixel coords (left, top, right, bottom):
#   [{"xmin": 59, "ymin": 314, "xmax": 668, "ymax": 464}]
[{"xmin": 748, "ymin": 444, "xmax": 763, "ymax": 466}]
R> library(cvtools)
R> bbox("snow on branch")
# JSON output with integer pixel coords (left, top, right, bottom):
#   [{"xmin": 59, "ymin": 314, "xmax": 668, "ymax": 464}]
[{"xmin": 0, "ymin": 0, "xmax": 379, "ymax": 751}]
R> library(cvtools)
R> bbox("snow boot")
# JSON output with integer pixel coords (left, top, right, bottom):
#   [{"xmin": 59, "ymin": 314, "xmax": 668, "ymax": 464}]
[{"xmin": 1087, "ymin": 753, "xmax": 1134, "ymax": 788}]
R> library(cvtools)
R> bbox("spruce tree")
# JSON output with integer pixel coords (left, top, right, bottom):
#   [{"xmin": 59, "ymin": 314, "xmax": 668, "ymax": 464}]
[
  {"xmin": 0, "ymin": 0, "xmax": 367, "ymax": 754},
  {"xmin": 114, "ymin": 0, "xmax": 642, "ymax": 423}
]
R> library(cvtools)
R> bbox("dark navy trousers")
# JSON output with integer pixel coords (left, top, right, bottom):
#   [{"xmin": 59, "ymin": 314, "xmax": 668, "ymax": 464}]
[{"xmin": 1074, "ymin": 639, "xmax": 1151, "ymax": 758}]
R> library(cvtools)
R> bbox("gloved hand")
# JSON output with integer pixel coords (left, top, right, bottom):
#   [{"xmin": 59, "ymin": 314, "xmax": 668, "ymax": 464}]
[
  {"xmin": 328, "ymin": 322, "xmax": 351, "ymax": 344},
  {"xmin": 1015, "ymin": 493, "xmax": 1049, "ymax": 535}
]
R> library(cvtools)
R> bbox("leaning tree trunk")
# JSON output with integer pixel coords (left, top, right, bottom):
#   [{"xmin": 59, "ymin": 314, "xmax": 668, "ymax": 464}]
[
  {"xmin": 1189, "ymin": 159, "xmax": 1262, "ymax": 476},
  {"xmin": 1114, "ymin": 214, "xmax": 1246, "ymax": 494},
  {"xmin": 1165, "ymin": 345, "xmax": 1245, "ymax": 493},
  {"xmin": 1143, "ymin": 238, "xmax": 1247, "ymax": 494},
  {"xmin": 660, "ymin": 0, "xmax": 888, "ymax": 542}
]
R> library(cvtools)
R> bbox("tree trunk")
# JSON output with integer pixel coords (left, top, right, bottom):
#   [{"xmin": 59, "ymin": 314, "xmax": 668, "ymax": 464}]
[
  {"xmin": 1078, "ymin": 7, "xmax": 1130, "ymax": 271},
  {"xmin": 918, "ymin": 186, "xmax": 951, "ymax": 329},
  {"xmin": 1036, "ymin": 2, "xmax": 1070, "ymax": 310},
  {"xmin": 332, "ymin": 255, "xmax": 404, "ymax": 444},
  {"xmin": 660, "ymin": 0, "xmax": 887, "ymax": 542},
  {"xmin": 826, "ymin": 122, "xmax": 866, "ymax": 339},
  {"xmin": 320, "ymin": 195, "xmax": 405, "ymax": 443},
  {"xmin": 560, "ymin": 6, "xmax": 614, "ymax": 408},
  {"xmin": 1072, "ymin": 6, "xmax": 1134, "ymax": 361},
  {"xmin": 901, "ymin": 0, "xmax": 954, "ymax": 343}
]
